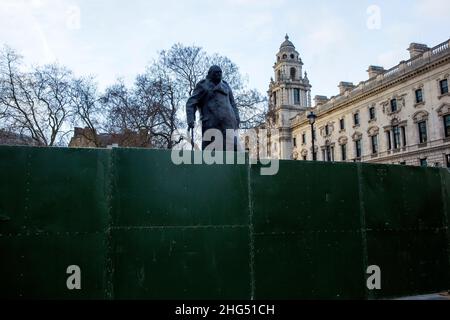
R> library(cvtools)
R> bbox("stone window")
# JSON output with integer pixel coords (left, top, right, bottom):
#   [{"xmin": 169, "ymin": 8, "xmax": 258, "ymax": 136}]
[
  {"xmin": 293, "ymin": 137, "xmax": 297, "ymax": 148},
  {"xmin": 302, "ymin": 133, "xmax": 306, "ymax": 144},
  {"xmin": 322, "ymin": 146, "xmax": 334, "ymax": 162},
  {"xmin": 325, "ymin": 124, "xmax": 330, "ymax": 136},
  {"xmin": 420, "ymin": 158, "xmax": 428, "ymax": 167},
  {"xmin": 401, "ymin": 127, "xmax": 407, "ymax": 147},
  {"xmin": 440, "ymin": 79, "xmax": 449, "ymax": 95},
  {"xmin": 341, "ymin": 144, "xmax": 347, "ymax": 161},
  {"xmin": 369, "ymin": 106, "xmax": 376, "ymax": 120},
  {"xmin": 290, "ymin": 68, "xmax": 296, "ymax": 80},
  {"xmin": 371, "ymin": 135, "xmax": 378, "ymax": 154},
  {"xmin": 353, "ymin": 112, "xmax": 360, "ymax": 126},
  {"xmin": 390, "ymin": 99, "xmax": 398, "ymax": 113},
  {"xmin": 415, "ymin": 89, "xmax": 423, "ymax": 103},
  {"xmin": 444, "ymin": 115, "xmax": 450, "ymax": 137},
  {"xmin": 418, "ymin": 121, "xmax": 427, "ymax": 143},
  {"xmin": 340, "ymin": 118, "xmax": 345, "ymax": 130},
  {"xmin": 386, "ymin": 131, "xmax": 392, "ymax": 150},
  {"xmin": 294, "ymin": 88, "xmax": 300, "ymax": 104},
  {"xmin": 393, "ymin": 125, "xmax": 401, "ymax": 149},
  {"xmin": 355, "ymin": 140, "xmax": 362, "ymax": 159}
]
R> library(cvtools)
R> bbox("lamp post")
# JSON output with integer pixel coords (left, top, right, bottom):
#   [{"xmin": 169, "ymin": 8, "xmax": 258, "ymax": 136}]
[{"xmin": 307, "ymin": 111, "xmax": 317, "ymax": 161}]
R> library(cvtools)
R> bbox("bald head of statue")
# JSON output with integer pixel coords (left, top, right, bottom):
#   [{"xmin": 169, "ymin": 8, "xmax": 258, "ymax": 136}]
[{"xmin": 207, "ymin": 65, "xmax": 223, "ymax": 85}]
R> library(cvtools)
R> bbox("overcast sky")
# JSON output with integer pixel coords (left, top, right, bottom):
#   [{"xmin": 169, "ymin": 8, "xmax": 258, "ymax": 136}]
[{"xmin": 1, "ymin": 0, "xmax": 449, "ymax": 98}]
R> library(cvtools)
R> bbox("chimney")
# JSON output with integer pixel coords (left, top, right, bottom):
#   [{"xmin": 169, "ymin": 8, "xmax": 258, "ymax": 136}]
[
  {"xmin": 314, "ymin": 95, "xmax": 329, "ymax": 106},
  {"xmin": 367, "ymin": 66, "xmax": 385, "ymax": 79},
  {"xmin": 408, "ymin": 43, "xmax": 429, "ymax": 58},
  {"xmin": 74, "ymin": 127, "xmax": 83, "ymax": 136},
  {"xmin": 338, "ymin": 82, "xmax": 355, "ymax": 95}
]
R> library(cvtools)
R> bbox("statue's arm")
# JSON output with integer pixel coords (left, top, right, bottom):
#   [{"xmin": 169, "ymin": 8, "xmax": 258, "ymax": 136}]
[
  {"xmin": 186, "ymin": 82, "xmax": 206, "ymax": 127},
  {"xmin": 229, "ymin": 87, "xmax": 240, "ymax": 127}
]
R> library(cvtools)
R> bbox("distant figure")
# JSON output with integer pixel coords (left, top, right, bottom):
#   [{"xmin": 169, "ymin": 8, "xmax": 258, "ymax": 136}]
[{"xmin": 186, "ymin": 65, "xmax": 241, "ymax": 151}]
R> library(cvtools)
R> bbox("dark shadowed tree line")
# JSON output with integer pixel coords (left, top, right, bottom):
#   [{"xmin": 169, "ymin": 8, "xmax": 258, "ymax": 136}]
[{"xmin": 0, "ymin": 44, "xmax": 267, "ymax": 149}]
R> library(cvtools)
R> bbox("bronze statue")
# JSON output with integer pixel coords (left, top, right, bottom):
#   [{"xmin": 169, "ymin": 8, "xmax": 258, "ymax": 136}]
[{"xmin": 186, "ymin": 66, "xmax": 240, "ymax": 150}]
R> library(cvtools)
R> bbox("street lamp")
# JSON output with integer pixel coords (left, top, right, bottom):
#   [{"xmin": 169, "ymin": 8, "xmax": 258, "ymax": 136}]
[{"xmin": 307, "ymin": 111, "xmax": 317, "ymax": 161}]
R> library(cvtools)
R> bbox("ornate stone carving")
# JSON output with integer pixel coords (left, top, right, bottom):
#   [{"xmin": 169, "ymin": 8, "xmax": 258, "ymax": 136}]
[
  {"xmin": 437, "ymin": 103, "xmax": 450, "ymax": 117},
  {"xmin": 367, "ymin": 126, "xmax": 380, "ymax": 136},
  {"xmin": 338, "ymin": 136, "xmax": 348, "ymax": 145},
  {"xmin": 352, "ymin": 132, "xmax": 362, "ymax": 141},
  {"xmin": 301, "ymin": 149, "xmax": 308, "ymax": 157},
  {"xmin": 412, "ymin": 110, "xmax": 429, "ymax": 123}
]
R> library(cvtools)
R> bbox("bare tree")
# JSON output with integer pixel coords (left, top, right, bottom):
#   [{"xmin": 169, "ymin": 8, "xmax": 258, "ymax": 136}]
[
  {"xmin": 0, "ymin": 46, "xmax": 74, "ymax": 146},
  {"xmin": 159, "ymin": 44, "xmax": 207, "ymax": 97},
  {"xmin": 157, "ymin": 43, "xmax": 268, "ymax": 131},
  {"xmin": 69, "ymin": 76, "xmax": 103, "ymax": 146}
]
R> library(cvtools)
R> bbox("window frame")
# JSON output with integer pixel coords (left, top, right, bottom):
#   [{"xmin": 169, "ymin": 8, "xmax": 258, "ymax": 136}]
[
  {"xmin": 353, "ymin": 113, "xmax": 360, "ymax": 126},
  {"xmin": 386, "ymin": 130, "xmax": 392, "ymax": 150},
  {"xmin": 440, "ymin": 79, "xmax": 449, "ymax": 95},
  {"xmin": 393, "ymin": 125, "xmax": 401, "ymax": 149},
  {"xmin": 341, "ymin": 144, "xmax": 347, "ymax": 161},
  {"xmin": 390, "ymin": 99, "xmax": 398, "ymax": 113},
  {"xmin": 415, "ymin": 89, "xmax": 423, "ymax": 103},
  {"xmin": 420, "ymin": 158, "xmax": 428, "ymax": 167},
  {"xmin": 340, "ymin": 118, "xmax": 345, "ymax": 130},
  {"xmin": 444, "ymin": 115, "xmax": 450, "ymax": 138},
  {"xmin": 371, "ymin": 135, "xmax": 378, "ymax": 154},
  {"xmin": 369, "ymin": 107, "xmax": 376, "ymax": 120},
  {"xmin": 355, "ymin": 140, "xmax": 362, "ymax": 159},
  {"xmin": 418, "ymin": 121, "xmax": 427, "ymax": 143},
  {"xmin": 293, "ymin": 88, "xmax": 300, "ymax": 105}
]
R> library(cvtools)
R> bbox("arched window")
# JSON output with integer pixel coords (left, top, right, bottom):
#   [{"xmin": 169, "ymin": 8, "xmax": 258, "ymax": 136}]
[
  {"xmin": 290, "ymin": 68, "xmax": 296, "ymax": 80},
  {"xmin": 277, "ymin": 70, "xmax": 281, "ymax": 81},
  {"xmin": 282, "ymin": 54, "xmax": 287, "ymax": 59}
]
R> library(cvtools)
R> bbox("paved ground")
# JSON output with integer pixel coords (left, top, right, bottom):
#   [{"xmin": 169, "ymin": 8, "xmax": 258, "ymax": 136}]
[{"xmin": 395, "ymin": 292, "xmax": 450, "ymax": 300}]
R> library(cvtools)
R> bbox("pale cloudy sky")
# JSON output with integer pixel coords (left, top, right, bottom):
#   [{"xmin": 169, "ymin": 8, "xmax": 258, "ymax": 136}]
[{"xmin": 1, "ymin": 0, "xmax": 449, "ymax": 98}]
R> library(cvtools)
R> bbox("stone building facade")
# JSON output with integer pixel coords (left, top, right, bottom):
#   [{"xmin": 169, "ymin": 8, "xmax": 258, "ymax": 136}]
[
  {"xmin": 268, "ymin": 36, "xmax": 450, "ymax": 167},
  {"xmin": 69, "ymin": 127, "xmax": 151, "ymax": 149},
  {"xmin": 0, "ymin": 129, "xmax": 38, "ymax": 146}
]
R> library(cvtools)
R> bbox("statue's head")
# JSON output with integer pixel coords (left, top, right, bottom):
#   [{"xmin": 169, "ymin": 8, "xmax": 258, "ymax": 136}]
[{"xmin": 207, "ymin": 65, "xmax": 223, "ymax": 84}]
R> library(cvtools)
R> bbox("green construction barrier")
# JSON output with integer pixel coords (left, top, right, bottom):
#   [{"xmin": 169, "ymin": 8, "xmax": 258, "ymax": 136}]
[{"xmin": 0, "ymin": 146, "xmax": 449, "ymax": 299}]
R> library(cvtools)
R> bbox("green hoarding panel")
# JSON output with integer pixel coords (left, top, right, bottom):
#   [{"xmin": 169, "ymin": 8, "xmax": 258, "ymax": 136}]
[
  {"xmin": 111, "ymin": 149, "xmax": 249, "ymax": 227},
  {"xmin": 360, "ymin": 164, "xmax": 444, "ymax": 229},
  {"xmin": 359, "ymin": 163, "xmax": 450, "ymax": 298},
  {"xmin": 24, "ymin": 148, "xmax": 110, "ymax": 233},
  {"xmin": 250, "ymin": 161, "xmax": 366, "ymax": 299},
  {"xmin": 0, "ymin": 147, "xmax": 110, "ymax": 234},
  {"xmin": 250, "ymin": 161, "xmax": 362, "ymax": 233},
  {"xmin": 111, "ymin": 227, "xmax": 250, "ymax": 300},
  {"xmin": 366, "ymin": 230, "xmax": 449, "ymax": 299},
  {"xmin": 0, "ymin": 147, "xmax": 111, "ymax": 299},
  {"xmin": 253, "ymin": 232, "xmax": 366, "ymax": 299},
  {"xmin": 0, "ymin": 233, "xmax": 108, "ymax": 299},
  {"xmin": 0, "ymin": 147, "xmax": 29, "ymax": 235}
]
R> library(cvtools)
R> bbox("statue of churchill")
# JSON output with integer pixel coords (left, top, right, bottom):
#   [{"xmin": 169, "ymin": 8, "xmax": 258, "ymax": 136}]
[{"xmin": 186, "ymin": 65, "xmax": 241, "ymax": 151}]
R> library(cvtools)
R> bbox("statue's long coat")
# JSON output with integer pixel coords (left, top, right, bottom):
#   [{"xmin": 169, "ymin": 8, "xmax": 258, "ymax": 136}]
[{"xmin": 186, "ymin": 79, "xmax": 240, "ymax": 132}]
